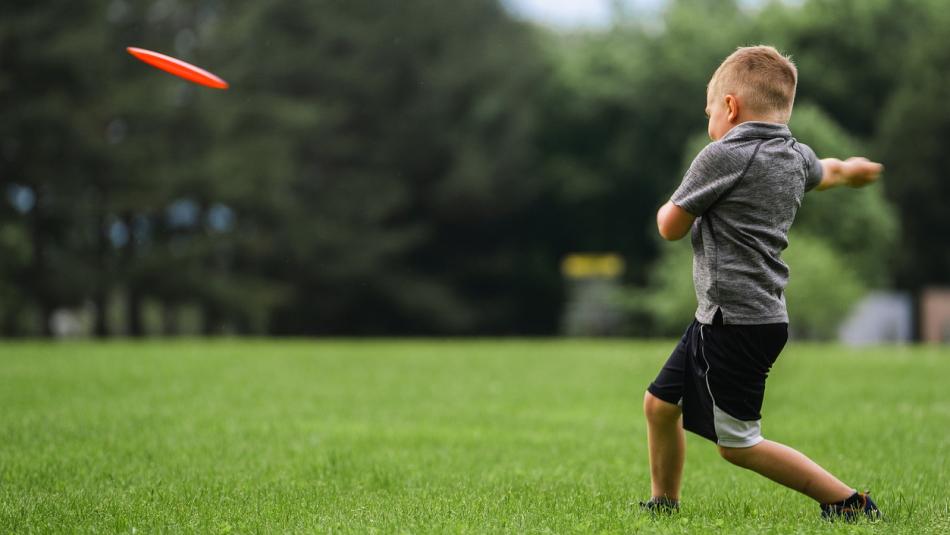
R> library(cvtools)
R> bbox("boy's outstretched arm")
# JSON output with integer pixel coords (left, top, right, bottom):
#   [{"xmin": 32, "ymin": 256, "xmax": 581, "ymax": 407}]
[
  {"xmin": 657, "ymin": 201, "xmax": 695, "ymax": 241},
  {"xmin": 815, "ymin": 157, "xmax": 883, "ymax": 191}
]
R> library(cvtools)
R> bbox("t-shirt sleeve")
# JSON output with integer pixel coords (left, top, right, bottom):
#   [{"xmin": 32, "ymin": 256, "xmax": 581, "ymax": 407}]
[
  {"xmin": 670, "ymin": 142, "xmax": 748, "ymax": 216},
  {"xmin": 798, "ymin": 143, "xmax": 824, "ymax": 192}
]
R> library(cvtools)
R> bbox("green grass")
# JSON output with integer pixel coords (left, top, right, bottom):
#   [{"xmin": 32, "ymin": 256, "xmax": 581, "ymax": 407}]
[{"xmin": 1, "ymin": 340, "xmax": 948, "ymax": 533}]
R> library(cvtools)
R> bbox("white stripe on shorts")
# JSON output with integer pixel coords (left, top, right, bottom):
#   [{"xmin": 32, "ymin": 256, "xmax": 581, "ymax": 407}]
[{"xmin": 713, "ymin": 405, "xmax": 763, "ymax": 448}]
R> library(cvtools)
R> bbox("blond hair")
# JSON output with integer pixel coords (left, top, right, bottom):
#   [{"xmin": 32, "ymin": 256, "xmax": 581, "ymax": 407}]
[{"xmin": 708, "ymin": 45, "xmax": 798, "ymax": 123}]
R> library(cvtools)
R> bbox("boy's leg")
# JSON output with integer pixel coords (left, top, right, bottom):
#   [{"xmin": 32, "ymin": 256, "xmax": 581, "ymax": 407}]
[
  {"xmin": 643, "ymin": 320, "xmax": 699, "ymax": 506},
  {"xmin": 718, "ymin": 439, "xmax": 854, "ymax": 503},
  {"xmin": 644, "ymin": 391, "xmax": 685, "ymax": 500}
]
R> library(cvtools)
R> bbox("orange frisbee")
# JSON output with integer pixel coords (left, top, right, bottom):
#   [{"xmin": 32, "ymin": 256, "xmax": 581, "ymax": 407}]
[{"xmin": 127, "ymin": 46, "xmax": 229, "ymax": 90}]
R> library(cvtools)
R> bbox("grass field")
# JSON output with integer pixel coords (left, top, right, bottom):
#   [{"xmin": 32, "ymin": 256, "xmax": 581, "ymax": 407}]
[{"xmin": 1, "ymin": 340, "xmax": 948, "ymax": 533}]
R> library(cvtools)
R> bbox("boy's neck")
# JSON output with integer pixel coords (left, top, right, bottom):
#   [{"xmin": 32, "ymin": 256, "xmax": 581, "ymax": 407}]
[
  {"xmin": 736, "ymin": 114, "xmax": 788, "ymax": 126},
  {"xmin": 718, "ymin": 120, "xmax": 790, "ymax": 141},
  {"xmin": 723, "ymin": 117, "xmax": 788, "ymax": 137}
]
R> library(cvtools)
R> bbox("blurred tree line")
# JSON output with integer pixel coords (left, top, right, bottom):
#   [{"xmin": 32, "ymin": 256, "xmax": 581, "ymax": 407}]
[{"xmin": 0, "ymin": 0, "xmax": 942, "ymax": 338}]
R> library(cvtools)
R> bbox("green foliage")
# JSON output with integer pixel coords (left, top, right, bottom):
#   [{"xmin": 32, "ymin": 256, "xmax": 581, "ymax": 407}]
[
  {"xmin": 537, "ymin": 1, "xmax": 754, "ymax": 281},
  {"xmin": 2, "ymin": 0, "xmax": 939, "ymax": 336},
  {"xmin": 0, "ymin": 0, "xmax": 111, "ymax": 334},
  {"xmin": 875, "ymin": 3, "xmax": 950, "ymax": 289},
  {"xmin": 1, "ymin": 0, "xmax": 556, "ymax": 335},
  {"xmin": 783, "ymin": 232, "xmax": 866, "ymax": 339},
  {"xmin": 0, "ymin": 222, "xmax": 32, "ymax": 332},
  {"xmin": 623, "ymin": 239, "xmax": 695, "ymax": 337},
  {"xmin": 789, "ymin": 103, "xmax": 899, "ymax": 287},
  {"xmin": 207, "ymin": 0, "xmax": 553, "ymax": 334},
  {"xmin": 777, "ymin": 0, "xmax": 934, "ymax": 137}
]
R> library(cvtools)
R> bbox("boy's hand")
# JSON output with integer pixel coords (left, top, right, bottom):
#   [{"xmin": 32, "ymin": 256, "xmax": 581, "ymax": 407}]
[
  {"xmin": 816, "ymin": 157, "xmax": 884, "ymax": 191},
  {"xmin": 841, "ymin": 157, "xmax": 883, "ymax": 187}
]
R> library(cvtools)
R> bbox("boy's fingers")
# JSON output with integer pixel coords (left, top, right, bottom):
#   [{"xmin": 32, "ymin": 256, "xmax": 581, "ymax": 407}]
[
  {"xmin": 846, "ymin": 161, "xmax": 882, "ymax": 188},
  {"xmin": 859, "ymin": 161, "xmax": 882, "ymax": 176},
  {"xmin": 845, "ymin": 157, "xmax": 883, "ymax": 176}
]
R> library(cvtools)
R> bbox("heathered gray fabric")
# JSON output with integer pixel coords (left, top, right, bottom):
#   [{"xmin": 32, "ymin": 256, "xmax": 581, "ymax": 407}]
[{"xmin": 671, "ymin": 121, "xmax": 823, "ymax": 325}]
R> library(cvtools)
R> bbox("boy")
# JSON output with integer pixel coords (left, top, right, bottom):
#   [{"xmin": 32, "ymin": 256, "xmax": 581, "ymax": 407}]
[{"xmin": 642, "ymin": 46, "xmax": 883, "ymax": 521}]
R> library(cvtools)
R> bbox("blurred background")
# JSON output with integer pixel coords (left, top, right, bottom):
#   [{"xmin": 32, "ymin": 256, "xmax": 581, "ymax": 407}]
[{"xmin": 1, "ymin": 0, "xmax": 947, "ymax": 341}]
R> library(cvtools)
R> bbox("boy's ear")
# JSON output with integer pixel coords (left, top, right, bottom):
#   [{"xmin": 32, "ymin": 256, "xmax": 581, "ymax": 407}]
[{"xmin": 724, "ymin": 94, "xmax": 740, "ymax": 122}]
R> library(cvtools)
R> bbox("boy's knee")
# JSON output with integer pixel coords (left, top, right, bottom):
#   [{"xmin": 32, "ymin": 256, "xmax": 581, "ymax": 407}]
[
  {"xmin": 643, "ymin": 391, "xmax": 681, "ymax": 424},
  {"xmin": 718, "ymin": 445, "xmax": 753, "ymax": 466}
]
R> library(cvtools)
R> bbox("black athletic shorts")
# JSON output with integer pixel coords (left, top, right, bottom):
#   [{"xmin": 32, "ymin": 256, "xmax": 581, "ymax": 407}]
[{"xmin": 647, "ymin": 309, "xmax": 788, "ymax": 448}]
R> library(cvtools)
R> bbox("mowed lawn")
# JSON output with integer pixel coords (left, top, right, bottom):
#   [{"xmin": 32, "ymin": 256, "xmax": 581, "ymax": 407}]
[{"xmin": 1, "ymin": 340, "xmax": 948, "ymax": 534}]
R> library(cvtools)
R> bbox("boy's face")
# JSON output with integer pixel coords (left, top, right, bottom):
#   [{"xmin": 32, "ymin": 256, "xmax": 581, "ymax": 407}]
[{"xmin": 705, "ymin": 91, "xmax": 735, "ymax": 141}]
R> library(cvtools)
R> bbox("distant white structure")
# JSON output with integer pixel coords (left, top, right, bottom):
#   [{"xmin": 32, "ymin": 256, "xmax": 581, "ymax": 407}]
[
  {"xmin": 51, "ymin": 308, "xmax": 88, "ymax": 338},
  {"xmin": 838, "ymin": 292, "xmax": 912, "ymax": 345}
]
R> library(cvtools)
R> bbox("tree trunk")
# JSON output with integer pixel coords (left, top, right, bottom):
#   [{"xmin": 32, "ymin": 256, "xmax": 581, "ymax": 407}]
[
  {"xmin": 123, "ymin": 213, "xmax": 144, "ymax": 337},
  {"xmin": 126, "ymin": 287, "xmax": 143, "ymax": 337},
  {"xmin": 29, "ymin": 188, "xmax": 54, "ymax": 338},
  {"xmin": 93, "ymin": 209, "xmax": 109, "ymax": 338},
  {"xmin": 39, "ymin": 302, "xmax": 54, "ymax": 337},
  {"xmin": 93, "ymin": 291, "xmax": 109, "ymax": 338},
  {"xmin": 162, "ymin": 301, "xmax": 179, "ymax": 336},
  {"xmin": 202, "ymin": 304, "xmax": 220, "ymax": 336}
]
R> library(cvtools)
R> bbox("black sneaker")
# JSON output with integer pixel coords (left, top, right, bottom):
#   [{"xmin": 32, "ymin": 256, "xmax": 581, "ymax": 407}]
[
  {"xmin": 639, "ymin": 496, "xmax": 680, "ymax": 515},
  {"xmin": 820, "ymin": 491, "xmax": 881, "ymax": 522}
]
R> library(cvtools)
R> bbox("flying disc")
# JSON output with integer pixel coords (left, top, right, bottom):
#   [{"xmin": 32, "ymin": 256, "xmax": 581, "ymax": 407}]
[{"xmin": 127, "ymin": 46, "xmax": 229, "ymax": 90}]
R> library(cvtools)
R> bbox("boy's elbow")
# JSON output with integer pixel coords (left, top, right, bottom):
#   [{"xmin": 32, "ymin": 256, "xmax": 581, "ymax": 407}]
[
  {"xmin": 657, "ymin": 221, "xmax": 677, "ymax": 241},
  {"xmin": 656, "ymin": 202, "xmax": 692, "ymax": 241},
  {"xmin": 657, "ymin": 223, "xmax": 687, "ymax": 241}
]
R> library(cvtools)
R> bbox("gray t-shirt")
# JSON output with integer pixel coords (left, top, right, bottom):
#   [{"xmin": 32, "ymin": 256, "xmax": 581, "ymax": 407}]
[{"xmin": 671, "ymin": 121, "xmax": 823, "ymax": 325}]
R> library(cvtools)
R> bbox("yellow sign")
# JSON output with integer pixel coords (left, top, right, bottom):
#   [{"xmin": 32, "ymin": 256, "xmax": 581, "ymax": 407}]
[{"xmin": 561, "ymin": 253, "xmax": 625, "ymax": 279}]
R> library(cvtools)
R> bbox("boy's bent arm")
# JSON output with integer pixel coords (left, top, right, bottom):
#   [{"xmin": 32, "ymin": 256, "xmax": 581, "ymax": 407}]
[
  {"xmin": 815, "ymin": 157, "xmax": 883, "ymax": 191},
  {"xmin": 657, "ymin": 201, "xmax": 695, "ymax": 241}
]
